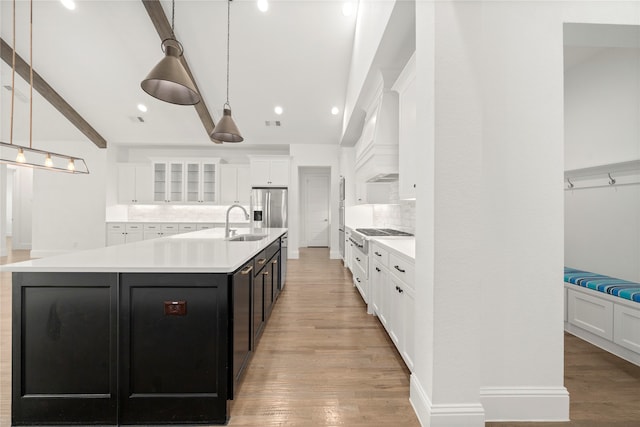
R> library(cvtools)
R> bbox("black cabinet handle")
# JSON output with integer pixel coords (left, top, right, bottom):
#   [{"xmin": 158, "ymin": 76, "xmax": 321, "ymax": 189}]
[
  {"xmin": 394, "ymin": 265, "xmax": 406, "ymax": 273},
  {"xmin": 395, "ymin": 285, "xmax": 399, "ymax": 291},
  {"xmin": 398, "ymin": 287, "xmax": 404, "ymax": 294},
  {"xmin": 375, "ymin": 267, "xmax": 381, "ymax": 272},
  {"xmin": 356, "ymin": 278, "xmax": 361, "ymax": 283},
  {"xmin": 356, "ymin": 257, "xmax": 361, "ymax": 262},
  {"xmin": 375, "ymin": 251, "xmax": 382, "ymax": 257}
]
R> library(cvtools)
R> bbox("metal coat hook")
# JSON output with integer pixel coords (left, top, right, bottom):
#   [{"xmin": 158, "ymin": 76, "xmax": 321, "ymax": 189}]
[
  {"xmin": 567, "ymin": 178, "xmax": 574, "ymax": 189},
  {"xmin": 608, "ymin": 173, "xmax": 616, "ymax": 185}
]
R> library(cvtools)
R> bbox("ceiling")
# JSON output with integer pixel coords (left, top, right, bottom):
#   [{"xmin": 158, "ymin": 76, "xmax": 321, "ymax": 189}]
[{"xmin": 0, "ymin": 0, "xmax": 357, "ymax": 151}]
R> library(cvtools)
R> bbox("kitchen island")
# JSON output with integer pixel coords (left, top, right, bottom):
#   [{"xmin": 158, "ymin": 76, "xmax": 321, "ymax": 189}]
[{"xmin": 2, "ymin": 227, "xmax": 287, "ymax": 426}]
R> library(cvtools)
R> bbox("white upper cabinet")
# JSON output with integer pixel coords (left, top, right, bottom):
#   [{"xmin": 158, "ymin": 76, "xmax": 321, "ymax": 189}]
[
  {"xmin": 152, "ymin": 158, "xmax": 220, "ymax": 204},
  {"xmin": 117, "ymin": 163, "xmax": 153, "ymax": 204},
  {"xmin": 220, "ymin": 164, "xmax": 251, "ymax": 204},
  {"xmin": 249, "ymin": 156, "xmax": 290, "ymax": 187},
  {"xmin": 184, "ymin": 160, "xmax": 220, "ymax": 203},
  {"xmin": 392, "ymin": 52, "xmax": 417, "ymax": 200}
]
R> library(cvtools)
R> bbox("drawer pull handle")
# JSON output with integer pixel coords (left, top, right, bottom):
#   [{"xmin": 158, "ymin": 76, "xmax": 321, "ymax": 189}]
[
  {"xmin": 258, "ymin": 258, "xmax": 267, "ymax": 265},
  {"xmin": 398, "ymin": 287, "xmax": 404, "ymax": 294},
  {"xmin": 356, "ymin": 278, "xmax": 361, "ymax": 283},
  {"xmin": 262, "ymin": 271, "xmax": 270, "ymax": 276},
  {"xmin": 394, "ymin": 265, "xmax": 406, "ymax": 273},
  {"xmin": 241, "ymin": 265, "xmax": 253, "ymax": 275},
  {"xmin": 164, "ymin": 301, "xmax": 187, "ymax": 316},
  {"xmin": 375, "ymin": 251, "xmax": 382, "ymax": 257},
  {"xmin": 272, "ymin": 259, "xmax": 278, "ymax": 265},
  {"xmin": 356, "ymin": 257, "xmax": 361, "ymax": 262},
  {"xmin": 375, "ymin": 267, "xmax": 381, "ymax": 272}
]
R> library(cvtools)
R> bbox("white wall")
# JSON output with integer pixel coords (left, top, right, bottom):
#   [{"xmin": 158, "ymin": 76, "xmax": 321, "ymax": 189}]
[
  {"xmin": 5, "ymin": 168, "xmax": 13, "ymax": 235},
  {"xmin": 11, "ymin": 166, "xmax": 32, "ymax": 251},
  {"xmin": 343, "ymin": 1, "xmax": 396, "ymax": 136},
  {"xmin": 565, "ymin": 47, "xmax": 640, "ymax": 282},
  {"xmin": 409, "ymin": 2, "xmax": 640, "ymax": 425},
  {"xmin": 289, "ymin": 144, "xmax": 340, "ymax": 259},
  {"xmin": 565, "ymin": 48, "xmax": 640, "ymax": 170},
  {"xmin": 31, "ymin": 140, "xmax": 107, "ymax": 257}
]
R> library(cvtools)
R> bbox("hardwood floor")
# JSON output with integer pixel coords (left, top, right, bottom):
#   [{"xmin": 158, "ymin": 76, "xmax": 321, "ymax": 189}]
[{"xmin": 2, "ymin": 244, "xmax": 639, "ymax": 426}]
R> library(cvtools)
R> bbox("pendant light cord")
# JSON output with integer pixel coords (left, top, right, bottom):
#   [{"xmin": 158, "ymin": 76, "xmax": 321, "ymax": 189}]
[
  {"xmin": 29, "ymin": 0, "xmax": 33, "ymax": 149},
  {"xmin": 9, "ymin": 0, "xmax": 16, "ymax": 145},
  {"xmin": 226, "ymin": 0, "xmax": 230, "ymax": 105},
  {"xmin": 171, "ymin": 0, "xmax": 175, "ymax": 37}
]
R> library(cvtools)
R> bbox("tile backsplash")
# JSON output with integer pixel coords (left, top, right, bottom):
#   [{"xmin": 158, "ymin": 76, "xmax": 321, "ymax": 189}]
[
  {"xmin": 372, "ymin": 200, "xmax": 416, "ymax": 234},
  {"xmin": 127, "ymin": 205, "xmax": 251, "ymax": 223}
]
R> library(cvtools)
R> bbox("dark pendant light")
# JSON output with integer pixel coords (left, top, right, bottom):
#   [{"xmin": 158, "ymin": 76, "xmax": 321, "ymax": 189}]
[
  {"xmin": 210, "ymin": 0, "xmax": 243, "ymax": 143},
  {"xmin": 140, "ymin": 0, "xmax": 201, "ymax": 105}
]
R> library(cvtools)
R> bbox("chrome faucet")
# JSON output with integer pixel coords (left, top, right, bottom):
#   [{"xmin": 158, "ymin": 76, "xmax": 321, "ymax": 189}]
[{"xmin": 225, "ymin": 204, "xmax": 250, "ymax": 238}]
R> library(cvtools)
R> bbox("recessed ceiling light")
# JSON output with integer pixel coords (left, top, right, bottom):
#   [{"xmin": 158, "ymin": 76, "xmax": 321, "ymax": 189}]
[
  {"xmin": 60, "ymin": 0, "xmax": 76, "ymax": 10},
  {"xmin": 342, "ymin": 2, "xmax": 355, "ymax": 17},
  {"xmin": 137, "ymin": 103, "xmax": 148, "ymax": 113},
  {"xmin": 257, "ymin": 0, "xmax": 269, "ymax": 12},
  {"xmin": 274, "ymin": 106, "xmax": 283, "ymax": 115},
  {"xmin": 331, "ymin": 107, "xmax": 340, "ymax": 115}
]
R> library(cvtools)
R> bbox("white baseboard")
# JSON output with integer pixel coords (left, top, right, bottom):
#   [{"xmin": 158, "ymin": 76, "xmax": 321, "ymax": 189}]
[
  {"xmin": 0, "ymin": 248, "xmax": 6, "ymax": 257},
  {"xmin": 11, "ymin": 242, "xmax": 32, "ymax": 251},
  {"xmin": 329, "ymin": 249, "xmax": 340, "ymax": 259},
  {"xmin": 410, "ymin": 375, "xmax": 485, "ymax": 427},
  {"xmin": 480, "ymin": 386, "xmax": 569, "ymax": 422},
  {"xmin": 29, "ymin": 250, "xmax": 67, "ymax": 259}
]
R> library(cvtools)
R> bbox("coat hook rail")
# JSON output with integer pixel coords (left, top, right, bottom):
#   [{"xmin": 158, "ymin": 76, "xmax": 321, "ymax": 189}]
[{"xmin": 608, "ymin": 173, "xmax": 616, "ymax": 185}]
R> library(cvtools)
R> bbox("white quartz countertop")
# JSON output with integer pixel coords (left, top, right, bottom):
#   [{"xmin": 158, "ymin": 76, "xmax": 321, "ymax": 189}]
[
  {"xmin": 371, "ymin": 237, "xmax": 415, "ymax": 260},
  {"xmin": 1, "ymin": 228, "xmax": 287, "ymax": 274}
]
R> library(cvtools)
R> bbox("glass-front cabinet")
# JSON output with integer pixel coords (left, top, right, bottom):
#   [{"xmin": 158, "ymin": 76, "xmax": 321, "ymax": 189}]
[
  {"xmin": 153, "ymin": 158, "xmax": 220, "ymax": 204},
  {"xmin": 185, "ymin": 160, "xmax": 218, "ymax": 203},
  {"xmin": 153, "ymin": 162, "xmax": 184, "ymax": 203}
]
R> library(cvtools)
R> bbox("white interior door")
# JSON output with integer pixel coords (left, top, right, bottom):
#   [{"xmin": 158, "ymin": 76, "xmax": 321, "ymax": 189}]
[{"xmin": 304, "ymin": 174, "xmax": 330, "ymax": 247}]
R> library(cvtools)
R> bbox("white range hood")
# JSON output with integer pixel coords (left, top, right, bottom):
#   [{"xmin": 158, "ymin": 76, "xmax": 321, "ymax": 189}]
[{"xmin": 355, "ymin": 88, "xmax": 399, "ymax": 183}]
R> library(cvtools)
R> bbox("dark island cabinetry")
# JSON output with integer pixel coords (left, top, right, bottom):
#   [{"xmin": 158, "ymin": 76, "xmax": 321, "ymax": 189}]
[
  {"xmin": 12, "ymin": 272, "xmax": 118, "ymax": 426},
  {"xmin": 11, "ymin": 235, "xmax": 283, "ymax": 426},
  {"xmin": 118, "ymin": 273, "xmax": 229, "ymax": 425}
]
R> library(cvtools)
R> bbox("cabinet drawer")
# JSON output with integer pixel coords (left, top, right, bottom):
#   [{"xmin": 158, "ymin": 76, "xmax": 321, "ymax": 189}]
[
  {"xmin": 353, "ymin": 249, "xmax": 368, "ymax": 275},
  {"xmin": 143, "ymin": 224, "xmax": 161, "ymax": 232},
  {"xmin": 125, "ymin": 224, "xmax": 143, "ymax": 232},
  {"xmin": 107, "ymin": 223, "xmax": 125, "ymax": 232},
  {"xmin": 265, "ymin": 239, "xmax": 280, "ymax": 262},
  {"xmin": 370, "ymin": 245, "xmax": 389, "ymax": 267},
  {"xmin": 179, "ymin": 224, "xmax": 197, "ymax": 233},
  {"xmin": 254, "ymin": 250, "xmax": 268, "ymax": 276},
  {"xmin": 161, "ymin": 224, "xmax": 179, "ymax": 232},
  {"xmin": 197, "ymin": 223, "xmax": 216, "ymax": 230},
  {"xmin": 389, "ymin": 253, "xmax": 414, "ymax": 287}
]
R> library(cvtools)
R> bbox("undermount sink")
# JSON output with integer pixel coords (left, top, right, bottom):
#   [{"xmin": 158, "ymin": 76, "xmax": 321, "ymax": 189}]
[{"xmin": 227, "ymin": 234, "xmax": 268, "ymax": 242}]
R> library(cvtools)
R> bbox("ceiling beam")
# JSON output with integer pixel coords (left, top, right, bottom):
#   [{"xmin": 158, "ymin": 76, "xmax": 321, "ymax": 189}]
[
  {"xmin": 141, "ymin": 0, "xmax": 216, "ymax": 137},
  {"xmin": 0, "ymin": 37, "xmax": 108, "ymax": 149}
]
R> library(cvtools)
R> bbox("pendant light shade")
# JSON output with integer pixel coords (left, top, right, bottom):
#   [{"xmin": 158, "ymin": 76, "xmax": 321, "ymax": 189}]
[
  {"xmin": 210, "ymin": 105, "xmax": 243, "ymax": 143},
  {"xmin": 210, "ymin": 0, "xmax": 243, "ymax": 143},
  {"xmin": 141, "ymin": 39, "xmax": 201, "ymax": 105}
]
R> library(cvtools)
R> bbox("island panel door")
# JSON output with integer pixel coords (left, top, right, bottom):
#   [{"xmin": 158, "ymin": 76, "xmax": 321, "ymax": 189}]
[
  {"xmin": 119, "ymin": 273, "xmax": 229, "ymax": 425},
  {"xmin": 12, "ymin": 272, "xmax": 118, "ymax": 426}
]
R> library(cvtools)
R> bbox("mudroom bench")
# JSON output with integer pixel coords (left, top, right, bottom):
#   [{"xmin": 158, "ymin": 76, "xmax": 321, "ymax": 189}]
[{"xmin": 564, "ymin": 267, "xmax": 640, "ymax": 367}]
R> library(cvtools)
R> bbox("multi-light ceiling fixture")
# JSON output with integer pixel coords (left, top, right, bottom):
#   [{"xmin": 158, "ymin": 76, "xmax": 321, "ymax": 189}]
[
  {"xmin": 210, "ymin": 0, "xmax": 244, "ymax": 143},
  {"xmin": 141, "ymin": 0, "xmax": 201, "ymax": 105},
  {"xmin": 0, "ymin": 0, "xmax": 89, "ymax": 173}
]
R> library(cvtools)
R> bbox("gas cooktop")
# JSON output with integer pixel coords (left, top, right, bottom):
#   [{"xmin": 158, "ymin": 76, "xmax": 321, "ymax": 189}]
[{"xmin": 355, "ymin": 228, "xmax": 413, "ymax": 237}]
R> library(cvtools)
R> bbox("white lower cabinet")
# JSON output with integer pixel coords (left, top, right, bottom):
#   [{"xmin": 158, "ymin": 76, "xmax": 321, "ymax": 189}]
[
  {"xmin": 106, "ymin": 223, "xmax": 144, "ymax": 246},
  {"xmin": 369, "ymin": 240, "xmax": 415, "ymax": 372}
]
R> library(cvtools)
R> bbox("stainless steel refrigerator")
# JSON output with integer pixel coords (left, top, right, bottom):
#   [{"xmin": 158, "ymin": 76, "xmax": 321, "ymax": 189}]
[{"xmin": 251, "ymin": 187, "xmax": 288, "ymax": 287}]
